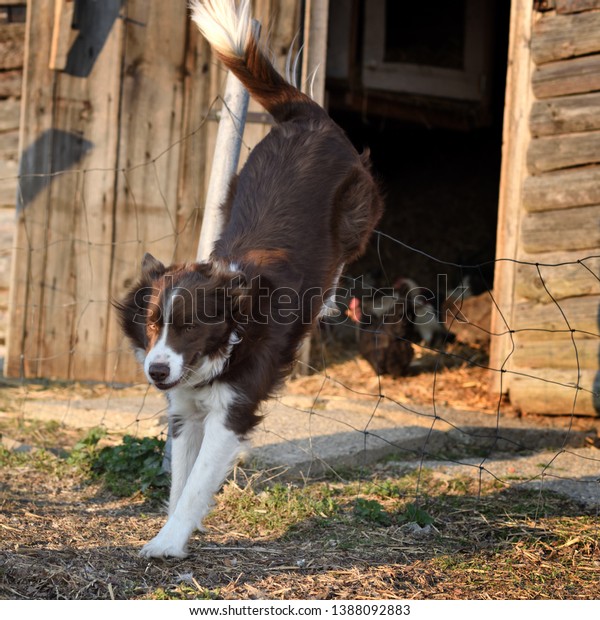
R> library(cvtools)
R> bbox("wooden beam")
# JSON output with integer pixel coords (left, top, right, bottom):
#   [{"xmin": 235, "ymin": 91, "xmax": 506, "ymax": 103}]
[
  {"xmin": 531, "ymin": 10, "xmax": 600, "ymax": 65},
  {"xmin": 489, "ymin": 0, "xmax": 534, "ymax": 392},
  {"xmin": 530, "ymin": 92, "xmax": 600, "ymax": 137},
  {"xmin": 521, "ymin": 205, "xmax": 600, "ymax": 253},
  {"xmin": 527, "ymin": 129, "xmax": 600, "ymax": 173},
  {"xmin": 522, "ymin": 166, "xmax": 600, "ymax": 212},
  {"xmin": 532, "ymin": 54, "xmax": 600, "ymax": 98},
  {"xmin": 515, "ymin": 251, "xmax": 600, "ymax": 301},
  {"xmin": 49, "ymin": 0, "xmax": 76, "ymax": 71},
  {"xmin": 509, "ymin": 367, "xmax": 599, "ymax": 415},
  {"xmin": 556, "ymin": 0, "xmax": 600, "ymax": 14},
  {"xmin": 512, "ymin": 335, "xmax": 599, "ymax": 370},
  {"xmin": 512, "ymin": 294, "xmax": 600, "ymax": 338}
]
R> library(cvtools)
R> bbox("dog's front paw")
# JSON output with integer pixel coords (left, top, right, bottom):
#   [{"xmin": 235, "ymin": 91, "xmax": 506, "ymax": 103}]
[
  {"xmin": 139, "ymin": 529, "xmax": 189, "ymax": 559},
  {"xmin": 140, "ymin": 537, "xmax": 188, "ymax": 559}
]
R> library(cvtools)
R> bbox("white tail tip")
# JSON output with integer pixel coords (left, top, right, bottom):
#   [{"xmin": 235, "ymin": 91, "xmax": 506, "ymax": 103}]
[{"xmin": 190, "ymin": 0, "xmax": 252, "ymax": 58}]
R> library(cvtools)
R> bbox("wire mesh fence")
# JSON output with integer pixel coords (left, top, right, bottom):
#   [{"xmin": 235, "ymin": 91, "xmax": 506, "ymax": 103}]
[{"xmin": 1, "ymin": 92, "xmax": 599, "ymax": 533}]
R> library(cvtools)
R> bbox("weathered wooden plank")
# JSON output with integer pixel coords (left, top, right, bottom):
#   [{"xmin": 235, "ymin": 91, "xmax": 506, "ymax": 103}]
[
  {"xmin": 32, "ymin": 9, "xmax": 123, "ymax": 380},
  {"xmin": 0, "ymin": 22, "xmax": 25, "ymax": 70},
  {"xmin": 0, "ymin": 130, "xmax": 19, "ymax": 207},
  {"xmin": 515, "ymin": 251, "xmax": 600, "ymax": 302},
  {"xmin": 512, "ymin": 334, "xmax": 599, "ymax": 369},
  {"xmin": 530, "ymin": 92, "xmax": 600, "ymax": 137},
  {"xmin": 171, "ymin": 27, "xmax": 210, "ymax": 264},
  {"xmin": 521, "ymin": 205, "xmax": 600, "ymax": 253},
  {"xmin": 105, "ymin": 0, "xmax": 192, "ymax": 383},
  {"xmin": 489, "ymin": 0, "xmax": 535, "ymax": 394},
  {"xmin": 0, "ymin": 97, "xmax": 20, "ymax": 132},
  {"xmin": 512, "ymin": 294, "xmax": 599, "ymax": 339},
  {"xmin": 0, "ymin": 137, "xmax": 18, "ymax": 207},
  {"xmin": 531, "ymin": 11, "xmax": 600, "ymax": 65},
  {"xmin": 0, "ymin": 128, "xmax": 19, "ymax": 155},
  {"xmin": 522, "ymin": 166, "xmax": 600, "ymax": 212},
  {"xmin": 49, "ymin": 0, "xmax": 77, "ymax": 71},
  {"xmin": 556, "ymin": 0, "xmax": 600, "ymax": 14},
  {"xmin": 5, "ymin": 0, "xmax": 58, "ymax": 378},
  {"xmin": 6, "ymin": 0, "xmax": 127, "ymax": 381},
  {"xmin": 532, "ymin": 54, "xmax": 600, "ymax": 98},
  {"xmin": 0, "ymin": 118, "xmax": 21, "ymax": 207},
  {"xmin": 54, "ymin": 2, "xmax": 124, "ymax": 381},
  {"xmin": 527, "ymin": 129, "xmax": 600, "ymax": 174},
  {"xmin": 509, "ymin": 368, "xmax": 598, "ymax": 415},
  {"xmin": 0, "ymin": 69, "xmax": 22, "ymax": 98}
]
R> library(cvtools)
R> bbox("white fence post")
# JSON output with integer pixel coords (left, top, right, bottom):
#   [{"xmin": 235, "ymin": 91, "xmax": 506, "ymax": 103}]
[{"xmin": 196, "ymin": 71, "xmax": 250, "ymax": 261}]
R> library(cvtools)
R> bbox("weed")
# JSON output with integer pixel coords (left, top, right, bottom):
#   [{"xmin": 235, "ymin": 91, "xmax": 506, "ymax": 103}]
[
  {"xmin": 67, "ymin": 428, "xmax": 168, "ymax": 499},
  {"xmin": 91, "ymin": 435, "xmax": 169, "ymax": 499},
  {"xmin": 353, "ymin": 498, "xmax": 392, "ymax": 526},
  {"xmin": 397, "ymin": 502, "xmax": 435, "ymax": 527},
  {"xmin": 149, "ymin": 585, "xmax": 218, "ymax": 600},
  {"xmin": 0, "ymin": 444, "xmax": 69, "ymax": 476},
  {"xmin": 67, "ymin": 426, "xmax": 107, "ymax": 470}
]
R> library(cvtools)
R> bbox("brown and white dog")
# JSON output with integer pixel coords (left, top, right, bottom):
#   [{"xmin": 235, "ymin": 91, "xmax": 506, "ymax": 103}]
[{"xmin": 116, "ymin": 0, "xmax": 383, "ymax": 558}]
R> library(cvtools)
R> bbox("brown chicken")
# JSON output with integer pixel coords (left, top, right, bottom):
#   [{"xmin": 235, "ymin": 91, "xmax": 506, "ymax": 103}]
[{"xmin": 347, "ymin": 297, "xmax": 414, "ymax": 377}]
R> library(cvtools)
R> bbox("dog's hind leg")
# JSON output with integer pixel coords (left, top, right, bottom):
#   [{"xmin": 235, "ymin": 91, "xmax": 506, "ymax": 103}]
[{"xmin": 140, "ymin": 388, "xmax": 243, "ymax": 559}]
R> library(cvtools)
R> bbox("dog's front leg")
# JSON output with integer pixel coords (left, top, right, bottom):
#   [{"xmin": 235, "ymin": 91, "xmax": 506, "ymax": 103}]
[
  {"xmin": 168, "ymin": 416, "xmax": 205, "ymax": 517},
  {"xmin": 140, "ymin": 408, "xmax": 243, "ymax": 559}
]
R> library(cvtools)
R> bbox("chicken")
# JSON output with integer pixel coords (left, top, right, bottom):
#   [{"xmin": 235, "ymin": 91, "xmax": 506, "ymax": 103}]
[
  {"xmin": 347, "ymin": 297, "xmax": 414, "ymax": 377},
  {"xmin": 393, "ymin": 278, "xmax": 455, "ymax": 349}
]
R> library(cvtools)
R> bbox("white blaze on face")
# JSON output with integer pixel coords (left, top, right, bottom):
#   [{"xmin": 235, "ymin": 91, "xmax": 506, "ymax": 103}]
[
  {"xmin": 143, "ymin": 292, "xmax": 185, "ymax": 388},
  {"xmin": 144, "ymin": 322, "xmax": 185, "ymax": 387}
]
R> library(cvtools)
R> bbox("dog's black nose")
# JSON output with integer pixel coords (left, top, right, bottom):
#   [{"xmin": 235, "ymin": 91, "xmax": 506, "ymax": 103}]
[{"xmin": 149, "ymin": 363, "xmax": 170, "ymax": 383}]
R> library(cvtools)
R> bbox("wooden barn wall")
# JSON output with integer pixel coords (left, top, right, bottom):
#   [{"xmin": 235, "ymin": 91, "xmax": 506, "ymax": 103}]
[
  {"xmin": 6, "ymin": 0, "xmax": 301, "ymax": 383},
  {"xmin": 0, "ymin": 1, "xmax": 25, "ymax": 362},
  {"xmin": 491, "ymin": 0, "xmax": 600, "ymax": 415}
]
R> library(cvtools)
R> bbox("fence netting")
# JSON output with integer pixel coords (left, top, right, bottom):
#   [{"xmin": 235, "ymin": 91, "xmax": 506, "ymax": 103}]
[{"xmin": 1, "ymin": 94, "xmax": 599, "ymax": 524}]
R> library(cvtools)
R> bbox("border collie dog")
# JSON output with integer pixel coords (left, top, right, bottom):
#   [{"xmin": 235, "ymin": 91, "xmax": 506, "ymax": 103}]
[{"xmin": 116, "ymin": 0, "xmax": 383, "ymax": 558}]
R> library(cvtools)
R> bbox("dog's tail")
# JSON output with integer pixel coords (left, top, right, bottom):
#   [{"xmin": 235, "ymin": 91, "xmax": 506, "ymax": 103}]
[{"xmin": 190, "ymin": 0, "xmax": 323, "ymax": 123}]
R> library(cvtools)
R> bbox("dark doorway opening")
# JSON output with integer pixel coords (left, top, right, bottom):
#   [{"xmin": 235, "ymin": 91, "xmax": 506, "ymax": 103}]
[{"xmin": 326, "ymin": 0, "xmax": 511, "ymax": 297}]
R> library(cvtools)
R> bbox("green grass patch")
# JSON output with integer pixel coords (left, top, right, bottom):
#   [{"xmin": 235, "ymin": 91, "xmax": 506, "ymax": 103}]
[
  {"xmin": 353, "ymin": 498, "xmax": 392, "ymax": 526},
  {"xmin": 67, "ymin": 428, "xmax": 169, "ymax": 499}
]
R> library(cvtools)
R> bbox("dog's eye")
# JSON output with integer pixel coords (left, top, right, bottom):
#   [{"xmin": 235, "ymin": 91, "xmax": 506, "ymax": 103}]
[
  {"xmin": 185, "ymin": 324, "xmax": 197, "ymax": 332},
  {"xmin": 148, "ymin": 323, "xmax": 159, "ymax": 333}
]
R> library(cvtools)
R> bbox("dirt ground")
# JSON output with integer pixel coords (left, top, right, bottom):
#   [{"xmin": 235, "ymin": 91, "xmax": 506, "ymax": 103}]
[
  {"xmin": 1, "ymin": 332, "xmax": 599, "ymax": 600},
  {"xmin": 1, "ymin": 447, "xmax": 599, "ymax": 600}
]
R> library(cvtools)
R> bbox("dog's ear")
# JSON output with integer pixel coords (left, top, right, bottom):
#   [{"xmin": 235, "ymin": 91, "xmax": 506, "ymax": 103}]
[
  {"xmin": 113, "ymin": 283, "xmax": 152, "ymax": 353},
  {"xmin": 191, "ymin": 261, "xmax": 213, "ymax": 279},
  {"xmin": 141, "ymin": 253, "xmax": 165, "ymax": 279}
]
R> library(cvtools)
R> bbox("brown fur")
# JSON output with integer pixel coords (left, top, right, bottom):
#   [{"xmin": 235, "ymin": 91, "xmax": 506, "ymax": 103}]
[{"xmin": 116, "ymin": 22, "xmax": 383, "ymax": 437}]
